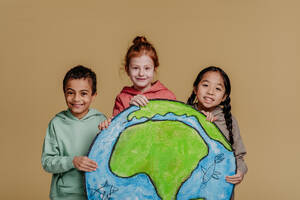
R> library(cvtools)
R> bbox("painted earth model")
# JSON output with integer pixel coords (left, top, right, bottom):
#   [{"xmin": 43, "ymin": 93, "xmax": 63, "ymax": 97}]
[{"xmin": 85, "ymin": 100, "xmax": 236, "ymax": 200}]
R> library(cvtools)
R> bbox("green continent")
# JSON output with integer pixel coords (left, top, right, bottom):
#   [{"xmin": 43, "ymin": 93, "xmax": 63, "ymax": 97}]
[
  {"xmin": 128, "ymin": 100, "xmax": 232, "ymax": 151},
  {"xmin": 110, "ymin": 121, "xmax": 208, "ymax": 200}
]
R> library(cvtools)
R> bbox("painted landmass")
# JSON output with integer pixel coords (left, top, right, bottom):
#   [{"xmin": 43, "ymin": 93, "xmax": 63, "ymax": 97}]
[
  {"xmin": 110, "ymin": 120, "xmax": 207, "ymax": 199},
  {"xmin": 128, "ymin": 100, "xmax": 232, "ymax": 151}
]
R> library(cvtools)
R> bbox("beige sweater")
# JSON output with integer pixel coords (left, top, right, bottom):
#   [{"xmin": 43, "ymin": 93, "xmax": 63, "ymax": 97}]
[{"xmin": 193, "ymin": 105, "xmax": 248, "ymax": 174}]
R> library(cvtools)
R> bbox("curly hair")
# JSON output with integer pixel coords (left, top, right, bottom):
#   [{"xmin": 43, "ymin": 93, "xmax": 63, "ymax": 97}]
[{"xmin": 63, "ymin": 65, "xmax": 97, "ymax": 95}]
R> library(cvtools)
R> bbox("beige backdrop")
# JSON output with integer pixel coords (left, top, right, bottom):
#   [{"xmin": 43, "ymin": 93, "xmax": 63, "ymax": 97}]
[{"xmin": 1, "ymin": 0, "xmax": 299, "ymax": 199}]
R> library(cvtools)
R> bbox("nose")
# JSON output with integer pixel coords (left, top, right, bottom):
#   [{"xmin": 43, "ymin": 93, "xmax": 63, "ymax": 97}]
[
  {"xmin": 138, "ymin": 68, "xmax": 145, "ymax": 76},
  {"xmin": 74, "ymin": 93, "xmax": 80, "ymax": 101},
  {"xmin": 207, "ymin": 86, "xmax": 214, "ymax": 95}
]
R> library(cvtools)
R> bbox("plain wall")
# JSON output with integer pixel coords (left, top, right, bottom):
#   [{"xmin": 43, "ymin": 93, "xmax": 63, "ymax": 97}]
[{"xmin": 0, "ymin": 0, "xmax": 299, "ymax": 199}]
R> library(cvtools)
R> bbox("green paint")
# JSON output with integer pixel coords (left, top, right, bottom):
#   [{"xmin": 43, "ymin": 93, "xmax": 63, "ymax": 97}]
[
  {"xmin": 110, "ymin": 121, "xmax": 208, "ymax": 200},
  {"xmin": 128, "ymin": 100, "xmax": 232, "ymax": 151}
]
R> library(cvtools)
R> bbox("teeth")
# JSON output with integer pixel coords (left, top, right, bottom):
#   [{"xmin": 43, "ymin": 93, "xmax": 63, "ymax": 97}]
[{"xmin": 204, "ymin": 97, "xmax": 213, "ymax": 101}]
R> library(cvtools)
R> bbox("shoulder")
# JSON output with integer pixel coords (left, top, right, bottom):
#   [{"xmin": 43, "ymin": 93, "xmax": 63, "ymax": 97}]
[
  {"xmin": 46, "ymin": 110, "xmax": 69, "ymax": 136},
  {"xmin": 83, "ymin": 108, "xmax": 106, "ymax": 121},
  {"xmin": 48, "ymin": 110, "xmax": 67, "ymax": 125},
  {"xmin": 116, "ymin": 91, "xmax": 132, "ymax": 99},
  {"xmin": 114, "ymin": 92, "xmax": 132, "ymax": 107},
  {"xmin": 230, "ymin": 114, "xmax": 241, "ymax": 132},
  {"xmin": 230, "ymin": 113, "xmax": 239, "ymax": 125},
  {"xmin": 88, "ymin": 108, "xmax": 107, "ymax": 121},
  {"xmin": 116, "ymin": 86, "xmax": 137, "ymax": 99},
  {"xmin": 149, "ymin": 81, "xmax": 176, "ymax": 100}
]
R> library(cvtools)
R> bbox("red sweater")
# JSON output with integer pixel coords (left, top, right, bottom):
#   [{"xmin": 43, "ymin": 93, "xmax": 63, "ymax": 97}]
[{"xmin": 112, "ymin": 81, "xmax": 176, "ymax": 116}]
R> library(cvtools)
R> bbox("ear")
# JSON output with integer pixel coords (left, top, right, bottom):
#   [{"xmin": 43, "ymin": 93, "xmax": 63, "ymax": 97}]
[
  {"xmin": 91, "ymin": 92, "xmax": 97, "ymax": 101},
  {"xmin": 221, "ymin": 94, "xmax": 227, "ymax": 102},
  {"xmin": 193, "ymin": 86, "xmax": 197, "ymax": 95},
  {"xmin": 125, "ymin": 66, "xmax": 130, "ymax": 76}
]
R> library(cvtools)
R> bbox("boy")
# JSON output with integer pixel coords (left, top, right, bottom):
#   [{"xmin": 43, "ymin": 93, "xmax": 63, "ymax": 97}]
[{"xmin": 42, "ymin": 65, "xmax": 106, "ymax": 200}]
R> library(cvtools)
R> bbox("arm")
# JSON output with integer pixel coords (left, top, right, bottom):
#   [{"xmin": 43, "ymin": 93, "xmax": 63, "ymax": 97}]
[
  {"xmin": 112, "ymin": 96, "xmax": 126, "ymax": 117},
  {"xmin": 42, "ymin": 121, "xmax": 97, "ymax": 173},
  {"xmin": 113, "ymin": 94, "xmax": 149, "ymax": 116},
  {"xmin": 226, "ymin": 116, "xmax": 247, "ymax": 184},
  {"xmin": 130, "ymin": 94, "xmax": 149, "ymax": 107},
  {"xmin": 98, "ymin": 117, "xmax": 112, "ymax": 131},
  {"xmin": 41, "ymin": 122, "xmax": 74, "ymax": 174},
  {"xmin": 154, "ymin": 91, "xmax": 176, "ymax": 101},
  {"xmin": 231, "ymin": 116, "xmax": 248, "ymax": 175},
  {"xmin": 166, "ymin": 90, "xmax": 176, "ymax": 100}
]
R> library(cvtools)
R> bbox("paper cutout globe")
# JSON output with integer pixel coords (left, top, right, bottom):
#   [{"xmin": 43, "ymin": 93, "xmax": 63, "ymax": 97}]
[{"xmin": 85, "ymin": 100, "xmax": 236, "ymax": 200}]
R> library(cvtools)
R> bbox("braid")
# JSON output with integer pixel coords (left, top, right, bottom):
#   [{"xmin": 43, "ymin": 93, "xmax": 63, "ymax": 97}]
[
  {"xmin": 187, "ymin": 92, "xmax": 196, "ymax": 105},
  {"xmin": 222, "ymin": 97, "xmax": 233, "ymax": 145}
]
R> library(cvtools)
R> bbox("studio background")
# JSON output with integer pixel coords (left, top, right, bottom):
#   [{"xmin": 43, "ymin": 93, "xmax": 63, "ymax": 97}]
[{"xmin": 0, "ymin": 0, "xmax": 299, "ymax": 199}]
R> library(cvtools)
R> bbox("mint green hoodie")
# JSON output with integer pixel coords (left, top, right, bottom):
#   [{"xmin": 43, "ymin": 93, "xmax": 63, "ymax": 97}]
[{"xmin": 42, "ymin": 108, "xmax": 106, "ymax": 200}]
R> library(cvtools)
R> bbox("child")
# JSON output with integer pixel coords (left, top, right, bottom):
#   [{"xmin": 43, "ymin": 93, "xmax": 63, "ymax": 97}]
[
  {"xmin": 187, "ymin": 66, "xmax": 247, "ymax": 198},
  {"xmin": 41, "ymin": 65, "xmax": 106, "ymax": 200},
  {"xmin": 99, "ymin": 36, "xmax": 176, "ymax": 129}
]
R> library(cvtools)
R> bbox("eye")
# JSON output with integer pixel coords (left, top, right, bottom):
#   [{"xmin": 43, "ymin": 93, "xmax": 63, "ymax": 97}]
[
  {"xmin": 216, "ymin": 87, "xmax": 222, "ymax": 91},
  {"xmin": 66, "ymin": 91, "xmax": 74, "ymax": 95},
  {"xmin": 201, "ymin": 83, "xmax": 208, "ymax": 87},
  {"xmin": 130, "ymin": 66, "xmax": 139, "ymax": 70},
  {"xmin": 81, "ymin": 92, "xmax": 88, "ymax": 96}
]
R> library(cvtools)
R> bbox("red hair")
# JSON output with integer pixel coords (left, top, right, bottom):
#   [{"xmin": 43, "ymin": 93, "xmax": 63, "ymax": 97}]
[{"xmin": 125, "ymin": 36, "xmax": 159, "ymax": 73}]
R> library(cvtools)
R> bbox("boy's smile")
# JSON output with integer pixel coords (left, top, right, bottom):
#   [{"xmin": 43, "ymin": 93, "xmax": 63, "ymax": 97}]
[{"xmin": 64, "ymin": 78, "xmax": 96, "ymax": 119}]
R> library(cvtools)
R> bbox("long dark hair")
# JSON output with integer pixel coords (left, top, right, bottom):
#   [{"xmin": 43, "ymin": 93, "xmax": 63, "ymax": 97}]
[{"xmin": 187, "ymin": 66, "xmax": 234, "ymax": 145}]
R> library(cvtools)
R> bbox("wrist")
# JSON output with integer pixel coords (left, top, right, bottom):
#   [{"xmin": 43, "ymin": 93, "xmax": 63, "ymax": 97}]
[{"xmin": 71, "ymin": 156, "xmax": 77, "ymax": 168}]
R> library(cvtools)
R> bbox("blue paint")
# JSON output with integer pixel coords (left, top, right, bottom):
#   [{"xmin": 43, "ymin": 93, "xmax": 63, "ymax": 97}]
[{"xmin": 85, "ymin": 101, "xmax": 236, "ymax": 200}]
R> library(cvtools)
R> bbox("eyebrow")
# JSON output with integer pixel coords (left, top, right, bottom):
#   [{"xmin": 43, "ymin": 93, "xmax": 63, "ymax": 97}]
[
  {"xmin": 66, "ymin": 88, "xmax": 75, "ymax": 91},
  {"xmin": 201, "ymin": 80, "xmax": 224, "ymax": 87},
  {"xmin": 66, "ymin": 88, "xmax": 90, "ymax": 92}
]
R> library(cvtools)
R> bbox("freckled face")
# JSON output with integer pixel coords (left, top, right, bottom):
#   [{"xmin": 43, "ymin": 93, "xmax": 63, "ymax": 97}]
[
  {"xmin": 64, "ymin": 78, "xmax": 96, "ymax": 119},
  {"xmin": 128, "ymin": 55, "xmax": 155, "ymax": 93},
  {"xmin": 195, "ymin": 71, "xmax": 227, "ymax": 112}
]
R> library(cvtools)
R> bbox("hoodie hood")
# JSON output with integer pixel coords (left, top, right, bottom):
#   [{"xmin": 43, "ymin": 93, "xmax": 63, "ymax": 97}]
[
  {"xmin": 120, "ymin": 80, "xmax": 169, "ymax": 95},
  {"xmin": 56, "ymin": 108, "xmax": 105, "ymax": 122}
]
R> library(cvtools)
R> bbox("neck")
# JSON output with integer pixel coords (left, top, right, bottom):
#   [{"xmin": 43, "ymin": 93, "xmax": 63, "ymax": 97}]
[
  {"xmin": 196, "ymin": 103, "xmax": 216, "ymax": 113},
  {"xmin": 133, "ymin": 83, "xmax": 152, "ymax": 93}
]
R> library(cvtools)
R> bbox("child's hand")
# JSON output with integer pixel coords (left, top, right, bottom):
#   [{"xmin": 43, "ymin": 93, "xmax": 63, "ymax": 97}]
[
  {"xmin": 73, "ymin": 156, "xmax": 98, "ymax": 172},
  {"xmin": 201, "ymin": 111, "xmax": 217, "ymax": 122},
  {"xmin": 130, "ymin": 94, "xmax": 149, "ymax": 107},
  {"xmin": 226, "ymin": 170, "xmax": 244, "ymax": 184},
  {"xmin": 98, "ymin": 117, "xmax": 112, "ymax": 131}
]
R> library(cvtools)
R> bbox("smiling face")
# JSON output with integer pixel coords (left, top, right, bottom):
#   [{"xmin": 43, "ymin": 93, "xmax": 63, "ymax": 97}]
[
  {"xmin": 128, "ymin": 55, "xmax": 155, "ymax": 92},
  {"xmin": 64, "ymin": 78, "xmax": 96, "ymax": 119},
  {"xmin": 194, "ymin": 71, "xmax": 227, "ymax": 112}
]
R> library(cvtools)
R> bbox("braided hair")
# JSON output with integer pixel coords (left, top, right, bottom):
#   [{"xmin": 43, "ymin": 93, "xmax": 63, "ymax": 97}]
[{"xmin": 187, "ymin": 66, "xmax": 234, "ymax": 145}]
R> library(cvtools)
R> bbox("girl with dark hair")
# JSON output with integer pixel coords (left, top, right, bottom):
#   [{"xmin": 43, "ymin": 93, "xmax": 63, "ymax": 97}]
[
  {"xmin": 187, "ymin": 66, "xmax": 247, "ymax": 196},
  {"xmin": 99, "ymin": 36, "xmax": 176, "ymax": 129}
]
